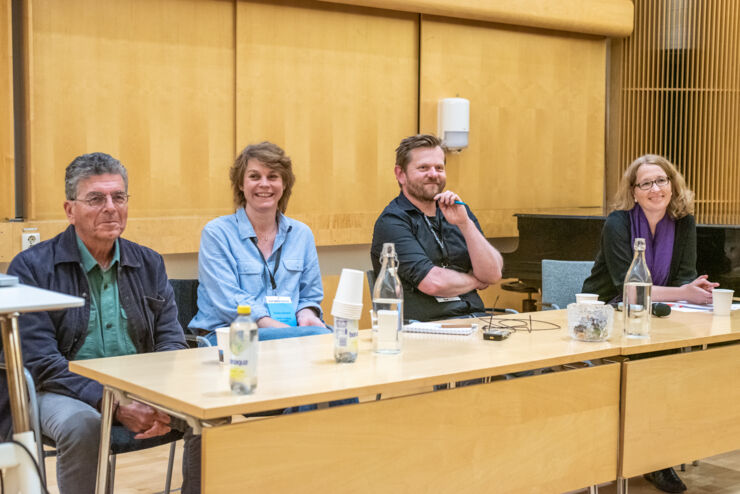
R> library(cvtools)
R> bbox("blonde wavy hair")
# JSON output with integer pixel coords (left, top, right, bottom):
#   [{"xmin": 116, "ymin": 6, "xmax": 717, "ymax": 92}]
[{"xmin": 612, "ymin": 154, "xmax": 694, "ymax": 219}]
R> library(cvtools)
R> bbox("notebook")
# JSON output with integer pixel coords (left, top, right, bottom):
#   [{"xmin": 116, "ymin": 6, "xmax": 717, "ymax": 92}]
[{"xmin": 403, "ymin": 322, "xmax": 477, "ymax": 336}]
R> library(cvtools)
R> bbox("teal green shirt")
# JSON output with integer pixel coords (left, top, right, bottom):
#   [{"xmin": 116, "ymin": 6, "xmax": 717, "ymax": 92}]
[{"xmin": 74, "ymin": 235, "xmax": 137, "ymax": 360}]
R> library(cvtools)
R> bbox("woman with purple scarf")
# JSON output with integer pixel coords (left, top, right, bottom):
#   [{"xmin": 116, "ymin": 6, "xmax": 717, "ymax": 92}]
[{"xmin": 582, "ymin": 154, "xmax": 718, "ymax": 493}]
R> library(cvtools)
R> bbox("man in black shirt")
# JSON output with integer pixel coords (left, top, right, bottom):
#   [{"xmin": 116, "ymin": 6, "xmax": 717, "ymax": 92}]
[{"xmin": 371, "ymin": 134, "xmax": 503, "ymax": 321}]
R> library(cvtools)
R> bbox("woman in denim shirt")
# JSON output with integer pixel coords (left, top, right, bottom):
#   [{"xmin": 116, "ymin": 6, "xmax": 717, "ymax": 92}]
[{"xmin": 190, "ymin": 141, "xmax": 325, "ymax": 332}]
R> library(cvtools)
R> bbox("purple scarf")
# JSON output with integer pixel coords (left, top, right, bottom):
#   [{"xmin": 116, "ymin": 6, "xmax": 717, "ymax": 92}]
[{"xmin": 629, "ymin": 204, "xmax": 675, "ymax": 286}]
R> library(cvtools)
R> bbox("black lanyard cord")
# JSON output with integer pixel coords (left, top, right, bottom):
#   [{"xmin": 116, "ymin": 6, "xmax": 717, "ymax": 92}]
[
  {"xmin": 250, "ymin": 238, "xmax": 284, "ymax": 291},
  {"xmin": 422, "ymin": 215, "xmax": 450, "ymax": 268}
]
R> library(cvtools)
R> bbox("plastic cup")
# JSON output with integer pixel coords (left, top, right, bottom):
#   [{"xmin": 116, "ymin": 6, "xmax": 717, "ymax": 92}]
[
  {"xmin": 215, "ymin": 327, "xmax": 230, "ymax": 363},
  {"xmin": 576, "ymin": 293, "xmax": 599, "ymax": 304},
  {"xmin": 713, "ymin": 289, "xmax": 734, "ymax": 316}
]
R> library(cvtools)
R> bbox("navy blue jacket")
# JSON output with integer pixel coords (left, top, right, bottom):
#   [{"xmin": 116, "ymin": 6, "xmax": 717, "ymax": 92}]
[{"xmin": 0, "ymin": 225, "xmax": 186, "ymax": 438}]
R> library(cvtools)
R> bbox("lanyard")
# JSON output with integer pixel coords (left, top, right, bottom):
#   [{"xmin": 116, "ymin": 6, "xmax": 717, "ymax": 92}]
[
  {"xmin": 250, "ymin": 229, "xmax": 288, "ymax": 291},
  {"xmin": 422, "ymin": 215, "xmax": 450, "ymax": 268}
]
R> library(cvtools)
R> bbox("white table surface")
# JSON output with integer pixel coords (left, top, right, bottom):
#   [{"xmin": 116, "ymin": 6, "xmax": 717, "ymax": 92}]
[{"xmin": 0, "ymin": 284, "xmax": 84, "ymax": 314}]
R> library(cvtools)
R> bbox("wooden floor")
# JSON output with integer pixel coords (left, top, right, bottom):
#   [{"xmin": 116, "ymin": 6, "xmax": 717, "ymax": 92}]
[{"xmin": 43, "ymin": 444, "xmax": 740, "ymax": 493}]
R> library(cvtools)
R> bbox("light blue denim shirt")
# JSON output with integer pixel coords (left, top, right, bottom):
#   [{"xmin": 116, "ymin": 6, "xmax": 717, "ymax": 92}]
[{"xmin": 189, "ymin": 208, "xmax": 323, "ymax": 331}]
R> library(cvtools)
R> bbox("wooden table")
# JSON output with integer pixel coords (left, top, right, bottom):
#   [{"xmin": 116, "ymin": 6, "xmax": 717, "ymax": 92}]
[
  {"xmin": 616, "ymin": 310, "xmax": 740, "ymax": 486},
  {"xmin": 71, "ymin": 310, "xmax": 623, "ymax": 493},
  {"xmin": 69, "ymin": 309, "xmax": 740, "ymax": 493}
]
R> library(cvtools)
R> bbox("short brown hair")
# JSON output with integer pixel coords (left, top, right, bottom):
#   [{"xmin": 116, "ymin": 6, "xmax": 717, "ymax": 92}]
[
  {"xmin": 395, "ymin": 134, "xmax": 444, "ymax": 172},
  {"xmin": 612, "ymin": 154, "xmax": 694, "ymax": 219},
  {"xmin": 230, "ymin": 142, "xmax": 296, "ymax": 214}
]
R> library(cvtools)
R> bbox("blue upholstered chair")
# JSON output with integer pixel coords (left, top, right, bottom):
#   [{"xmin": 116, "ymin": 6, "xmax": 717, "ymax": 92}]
[{"xmin": 541, "ymin": 259, "xmax": 596, "ymax": 310}]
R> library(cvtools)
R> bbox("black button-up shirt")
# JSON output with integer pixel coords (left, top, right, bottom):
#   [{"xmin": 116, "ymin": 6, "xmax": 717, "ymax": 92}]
[{"xmin": 370, "ymin": 192, "xmax": 485, "ymax": 321}]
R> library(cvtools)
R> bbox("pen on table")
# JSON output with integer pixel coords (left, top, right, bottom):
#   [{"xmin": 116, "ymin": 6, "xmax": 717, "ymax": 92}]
[{"xmin": 665, "ymin": 302, "xmax": 713, "ymax": 311}]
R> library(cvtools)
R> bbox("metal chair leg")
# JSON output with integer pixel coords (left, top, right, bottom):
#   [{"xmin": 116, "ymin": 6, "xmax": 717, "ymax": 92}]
[
  {"xmin": 617, "ymin": 477, "xmax": 628, "ymax": 494},
  {"xmin": 164, "ymin": 441, "xmax": 177, "ymax": 494},
  {"xmin": 22, "ymin": 367, "xmax": 46, "ymax": 487},
  {"xmin": 588, "ymin": 484, "xmax": 599, "ymax": 493},
  {"xmin": 107, "ymin": 454, "xmax": 116, "ymax": 494}
]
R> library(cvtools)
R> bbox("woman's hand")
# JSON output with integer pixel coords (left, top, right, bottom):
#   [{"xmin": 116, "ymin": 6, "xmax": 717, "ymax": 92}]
[
  {"xmin": 256, "ymin": 316, "xmax": 290, "ymax": 328},
  {"xmin": 680, "ymin": 275, "xmax": 719, "ymax": 304},
  {"xmin": 296, "ymin": 308, "xmax": 325, "ymax": 327}
]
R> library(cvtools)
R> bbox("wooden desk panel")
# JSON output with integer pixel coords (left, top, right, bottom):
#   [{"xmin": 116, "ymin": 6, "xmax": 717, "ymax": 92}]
[
  {"xmin": 620, "ymin": 344, "xmax": 740, "ymax": 478},
  {"xmin": 203, "ymin": 363, "xmax": 620, "ymax": 494}
]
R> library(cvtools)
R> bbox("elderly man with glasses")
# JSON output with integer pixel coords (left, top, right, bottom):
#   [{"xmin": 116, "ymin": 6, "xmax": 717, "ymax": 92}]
[{"xmin": 0, "ymin": 152, "xmax": 196, "ymax": 494}]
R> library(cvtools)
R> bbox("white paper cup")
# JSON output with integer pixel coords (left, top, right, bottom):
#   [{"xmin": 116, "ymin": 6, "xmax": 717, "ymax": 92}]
[
  {"xmin": 576, "ymin": 293, "xmax": 599, "ymax": 304},
  {"xmin": 332, "ymin": 268, "xmax": 364, "ymax": 319},
  {"xmin": 215, "ymin": 327, "xmax": 230, "ymax": 363},
  {"xmin": 713, "ymin": 289, "xmax": 734, "ymax": 316},
  {"xmin": 331, "ymin": 300, "xmax": 363, "ymax": 321},
  {"xmin": 334, "ymin": 268, "xmax": 364, "ymax": 304}
]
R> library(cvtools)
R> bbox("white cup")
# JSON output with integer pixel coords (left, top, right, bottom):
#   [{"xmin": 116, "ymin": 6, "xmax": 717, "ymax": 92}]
[
  {"xmin": 576, "ymin": 293, "xmax": 599, "ymax": 304},
  {"xmin": 215, "ymin": 327, "xmax": 230, "ymax": 363},
  {"xmin": 332, "ymin": 268, "xmax": 364, "ymax": 320},
  {"xmin": 712, "ymin": 289, "xmax": 734, "ymax": 316}
]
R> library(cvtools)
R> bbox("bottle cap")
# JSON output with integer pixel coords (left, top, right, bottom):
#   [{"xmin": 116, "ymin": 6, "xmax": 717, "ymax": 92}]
[{"xmin": 237, "ymin": 305, "xmax": 251, "ymax": 315}]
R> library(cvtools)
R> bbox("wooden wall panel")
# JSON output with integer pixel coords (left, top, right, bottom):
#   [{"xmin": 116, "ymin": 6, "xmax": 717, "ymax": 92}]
[
  {"xmin": 320, "ymin": 0, "xmax": 634, "ymax": 37},
  {"xmin": 0, "ymin": 0, "xmax": 13, "ymax": 220},
  {"xmin": 26, "ymin": 0, "xmax": 235, "ymax": 221},
  {"xmin": 420, "ymin": 17, "xmax": 606, "ymax": 238},
  {"xmin": 609, "ymin": 0, "xmax": 740, "ymax": 225},
  {"xmin": 235, "ymin": 0, "xmax": 418, "ymax": 246}
]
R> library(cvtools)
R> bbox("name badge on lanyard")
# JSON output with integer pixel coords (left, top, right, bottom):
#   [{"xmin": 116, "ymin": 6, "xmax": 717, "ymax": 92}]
[{"xmin": 266, "ymin": 295, "xmax": 297, "ymax": 326}]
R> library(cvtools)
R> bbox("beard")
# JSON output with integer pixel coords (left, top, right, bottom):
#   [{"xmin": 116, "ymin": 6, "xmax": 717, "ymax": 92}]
[{"xmin": 405, "ymin": 178, "xmax": 446, "ymax": 202}]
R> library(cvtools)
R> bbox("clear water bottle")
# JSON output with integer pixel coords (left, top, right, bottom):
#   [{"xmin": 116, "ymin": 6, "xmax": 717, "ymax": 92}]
[
  {"xmin": 372, "ymin": 243, "xmax": 403, "ymax": 354},
  {"xmin": 230, "ymin": 305, "xmax": 258, "ymax": 394},
  {"xmin": 334, "ymin": 316, "xmax": 359, "ymax": 363},
  {"xmin": 623, "ymin": 238, "xmax": 652, "ymax": 338}
]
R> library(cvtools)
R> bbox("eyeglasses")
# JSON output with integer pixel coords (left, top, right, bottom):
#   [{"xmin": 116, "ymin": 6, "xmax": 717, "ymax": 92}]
[
  {"xmin": 73, "ymin": 192, "xmax": 130, "ymax": 208},
  {"xmin": 478, "ymin": 296, "xmax": 561, "ymax": 333},
  {"xmin": 634, "ymin": 176, "xmax": 670, "ymax": 191}
]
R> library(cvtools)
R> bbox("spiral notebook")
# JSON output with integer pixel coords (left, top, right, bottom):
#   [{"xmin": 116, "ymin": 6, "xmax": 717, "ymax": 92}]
[{"xmin": 403, "ymin": 322, "xmax": 477, "ymax": 336}]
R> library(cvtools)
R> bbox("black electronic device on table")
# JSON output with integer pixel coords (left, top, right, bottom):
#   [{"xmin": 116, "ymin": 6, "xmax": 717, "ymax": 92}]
[{"xmin": 483, "ymin": 329, "xmax": 512, "ymax": 341}]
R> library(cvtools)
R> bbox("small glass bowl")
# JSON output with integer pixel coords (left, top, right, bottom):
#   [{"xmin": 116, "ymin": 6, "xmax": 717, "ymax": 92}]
[{"xmin": 567, "ymin": 302, "xmax": 614, "ymax": 342}]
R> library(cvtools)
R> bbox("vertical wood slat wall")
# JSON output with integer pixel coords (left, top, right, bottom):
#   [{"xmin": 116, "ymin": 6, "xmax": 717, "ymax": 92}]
[{"xmin": 612, "ymin": 0, "xmax": 740, "ymax": 225}]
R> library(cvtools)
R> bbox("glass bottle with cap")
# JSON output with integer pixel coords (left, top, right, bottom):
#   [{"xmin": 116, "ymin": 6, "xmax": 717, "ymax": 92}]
[
  {"xmin": 623, "ymin": 238, "xmax": 652, "ymax": 338},
  {"xmin": 372, "ymin": 243, "xmax": 403, "ymax": 354},
  {"xmin": 230, "ymin": 304, "xmax": 258, "ymax": 394}
]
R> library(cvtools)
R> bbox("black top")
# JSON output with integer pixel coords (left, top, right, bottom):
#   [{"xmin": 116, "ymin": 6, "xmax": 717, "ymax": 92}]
[
  {"xmin": 370, "ymin": 192, "xmax": 485, "ymax": 321},
  {"xmin": 582, "ymin": 210, "xmax": 698, "ymax": 302}
]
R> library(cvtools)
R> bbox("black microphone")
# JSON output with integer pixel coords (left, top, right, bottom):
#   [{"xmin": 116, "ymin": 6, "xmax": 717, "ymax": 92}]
[{"xmin": 651, "ymin": 302, "xmax": 671, "ymax": 317}]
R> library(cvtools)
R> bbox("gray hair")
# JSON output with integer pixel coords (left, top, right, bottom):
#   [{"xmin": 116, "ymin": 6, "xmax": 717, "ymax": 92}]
[{"xmin": 65, "ymin": 152, "xmax": 128, "ymax": 200}]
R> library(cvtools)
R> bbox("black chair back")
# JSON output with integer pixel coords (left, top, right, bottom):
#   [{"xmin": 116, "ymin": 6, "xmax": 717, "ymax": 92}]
[{"xmin": 169, "ymin": 279, "xmax": 199, "ymax": 336}]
